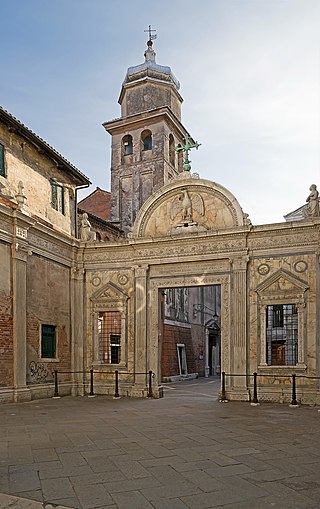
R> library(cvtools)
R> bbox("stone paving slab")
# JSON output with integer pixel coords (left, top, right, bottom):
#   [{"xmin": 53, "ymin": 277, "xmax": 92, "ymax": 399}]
[{"xmin": 1, "ymin": 378, "xmax": 320, "ymax": 508}]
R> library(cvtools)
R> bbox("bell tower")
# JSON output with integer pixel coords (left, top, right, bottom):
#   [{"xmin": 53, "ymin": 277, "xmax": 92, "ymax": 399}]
[{"xmin": 103, "ymin": 32, "xmax": 196, "ymax": 233}]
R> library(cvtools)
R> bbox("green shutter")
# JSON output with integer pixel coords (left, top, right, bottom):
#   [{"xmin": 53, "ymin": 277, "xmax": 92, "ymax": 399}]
[
  {"xmin": 0, "ymin": 143, "xmax": 5, "ymax": 176},
  {"xmin": 51, "ymin": 181, "xmax": 57, "ymax": 209},
  {"xmin": 41, "ymin": 325, "xmax": 56, "ymax": 358},
  {"xmin": 60, "ymin": 187, "xmax": 65, "ymax": 215}
]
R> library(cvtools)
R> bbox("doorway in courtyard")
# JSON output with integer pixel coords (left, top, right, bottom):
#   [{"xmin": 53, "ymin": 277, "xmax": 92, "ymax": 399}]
[{"xmin": 159, "ymin": 285, "xmax": 221, "ymax": 382}]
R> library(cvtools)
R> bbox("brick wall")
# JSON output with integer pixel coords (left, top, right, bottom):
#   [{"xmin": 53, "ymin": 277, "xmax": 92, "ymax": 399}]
[
  {"xmin": 161, "ymin": 323, "xmax": 196, "ymax": 378},
  {"xmin": 0, "ymin": 295, "xmax": 13, "ymax": 387}
]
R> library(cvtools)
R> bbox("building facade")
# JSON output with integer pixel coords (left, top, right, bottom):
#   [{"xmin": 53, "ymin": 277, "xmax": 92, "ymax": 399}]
[{"xmin": 1, "ymin": 39, "xmax": 320, "ymax": 405}]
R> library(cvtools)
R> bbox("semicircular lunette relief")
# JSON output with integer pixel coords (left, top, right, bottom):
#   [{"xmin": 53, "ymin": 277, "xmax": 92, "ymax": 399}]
[{"xmin": 132, "ymin": 178, "xmax": 245, "ymax": 238}]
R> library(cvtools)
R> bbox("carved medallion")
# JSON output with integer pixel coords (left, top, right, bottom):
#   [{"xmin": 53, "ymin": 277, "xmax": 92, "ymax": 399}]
[
  {"xmin": 117, "ymin": 274, "xmax": 128, "ymax": 286},
  {"xmin": 257, "ymin": 263, "xmax": 270, "ymax": 276},
  {"xmin": 294, "ymin": 260, "xmax": 308, "ymax": 273},
  {"xmin": 92, "ymin": 276, "xmax": 101, "ymax": 287}
]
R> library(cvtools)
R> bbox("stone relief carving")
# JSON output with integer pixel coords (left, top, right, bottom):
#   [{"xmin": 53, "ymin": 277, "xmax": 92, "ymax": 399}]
[
  {"xmin": 79, "ymin": 213, "xmax": 96, "ymax": 242},
  {"xmin": 28, "ymin": 233, "xmax": 71, "ymax": 259},
  {"xmin": 171, "ymin": 190, "xmax": 204, "ymax": 223},
  {"xmin": 304, "ymin": 184, "xmax": 320, "ymax": 218}
]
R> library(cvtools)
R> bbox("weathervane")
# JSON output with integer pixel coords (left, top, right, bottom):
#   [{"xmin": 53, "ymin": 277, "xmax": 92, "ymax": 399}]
[
  {"xmin": 176, "ymin": 134, "xmax": 201, "ymax": 171},
  {"xmin": 144, "ymin": 24, "xmax": 157, "ymax": 44}
]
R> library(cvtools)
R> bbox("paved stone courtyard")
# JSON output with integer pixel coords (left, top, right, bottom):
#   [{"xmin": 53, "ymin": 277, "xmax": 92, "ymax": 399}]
[{"xmin": 1, "ymin": 378, "xmax": 320, "ymax": 509}]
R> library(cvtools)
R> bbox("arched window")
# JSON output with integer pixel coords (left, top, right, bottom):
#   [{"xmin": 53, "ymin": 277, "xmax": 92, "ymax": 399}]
[
  {"xmin": 177, "ymin": 143, "xmax": 183, "ymax": 170},
  {"xmin": 122, "ymin": 135, "xmax": 133, "ymax": 156},
  {"xmin": 169, "ymin": 134, "xmax": 175, "ymax": 167},
  {"xmin": 141, "ymin": 130, "xmax": 152, "ymax": 151}
]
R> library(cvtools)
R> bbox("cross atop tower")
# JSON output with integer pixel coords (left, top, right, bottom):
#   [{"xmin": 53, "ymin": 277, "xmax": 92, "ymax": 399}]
[
  {"xmin": 176, "ymin": 134, "xmax": 201, "ymax": 171},
  {"xmin": 144, "ymin": 24, "xmax": 157, "ymax": 44}
]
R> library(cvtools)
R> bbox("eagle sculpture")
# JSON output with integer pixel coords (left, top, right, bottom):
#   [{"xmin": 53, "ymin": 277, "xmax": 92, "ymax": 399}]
[{"xmin": 170, "ymin": 190, "xmax": 204, "ymax": 223}]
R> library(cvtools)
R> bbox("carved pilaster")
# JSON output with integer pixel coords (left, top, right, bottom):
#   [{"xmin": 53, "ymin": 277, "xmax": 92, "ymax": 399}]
[
  {"xmin": 259, "ymin": 304, "xmax": 268, "ymax": 366},
  {"xmin": 296, "ymin": 300, "xmax": 306, "ymax": 366},
  {"xmin": 230, "ymin": 257, "xmax": 248, "ymax": 379},
  {"xmin": 70, "ymin": 266, "xmax": 85, "ymax": 395},
  {"xmin": 134, "ymin": 265, "xmax": 149, "ymax": 384}
]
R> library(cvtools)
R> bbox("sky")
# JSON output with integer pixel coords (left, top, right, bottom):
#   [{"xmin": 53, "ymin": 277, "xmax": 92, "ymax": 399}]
[{"xmin": 1, "ymin": 0, "xmax": 319, "ymax": 225}]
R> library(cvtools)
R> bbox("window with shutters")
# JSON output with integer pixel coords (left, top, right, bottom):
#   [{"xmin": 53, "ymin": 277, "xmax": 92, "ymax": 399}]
[
  {"xmin": 50, "ymin": 179, "xmax": 65, "ymax": 214},
  {"xmin": 41, "ymin": 324, "xmax": 57, "ymax": 359},
  {"xmin": 0, "ymin": 143, "xmax": 5, "ymax": 177}
]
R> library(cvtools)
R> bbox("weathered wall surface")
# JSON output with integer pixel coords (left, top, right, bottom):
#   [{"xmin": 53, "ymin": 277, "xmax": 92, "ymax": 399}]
[
  {"xmin": 26, "ymin": 255, "xmax": 71, "ymax": 384},
  {"xmin": 0, "ymin": 241, "xmax": 13, "ymax": 387},
  {"xmin": 0, "ymin": 124, "xmax": 76, "ymax": 236}
]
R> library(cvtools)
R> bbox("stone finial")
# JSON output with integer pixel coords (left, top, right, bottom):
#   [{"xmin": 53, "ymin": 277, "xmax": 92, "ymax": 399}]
[
  {"xmin": 79, "ymin": 213, "xmax": 96, "ymax": 242},
  {"xmin": 305, "ymin": 184, "xmax": 320, "ymax": 218},
  {"xmin": 15, "ymin": 181, "xmax": 27, "ymax": 210},
  {"xmin": 144, "ymin": 41, "xmax": 156, "ymax": 63}
]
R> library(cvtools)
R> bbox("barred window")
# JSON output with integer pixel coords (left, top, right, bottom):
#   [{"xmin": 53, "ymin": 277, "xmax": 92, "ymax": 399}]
[
  {"xmin": 98, "ymin": 311, "xmax": 122, "ymax": 364},
  {"xmin": 41, "ymin": 324, "xmax": 56, "ymax": 359},
  {"xmin": 266, "ymin": 304, "xmax": 298, "ymax": 365}
]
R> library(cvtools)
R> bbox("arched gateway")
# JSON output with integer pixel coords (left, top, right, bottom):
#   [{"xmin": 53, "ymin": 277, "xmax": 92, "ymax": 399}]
[{"xmin": 81, "ymin": 173, "xmax": 247, "ymax": 400}]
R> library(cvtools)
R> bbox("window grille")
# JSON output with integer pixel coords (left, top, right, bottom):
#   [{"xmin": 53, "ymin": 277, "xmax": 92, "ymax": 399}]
[
  {"xmin": 0, "ymin": 143, "xmax": 5, "ymax": 177},
  {"xmin": 98, "ymin": 311, "xmax": 121, "ymax": 364},
  {"xmin": 41, "ymin": 324, "xmax": 56, "ymax": 358},
  {"xmin": 266, "ymin": 304, "xmax": 298, "ymax": 365}
]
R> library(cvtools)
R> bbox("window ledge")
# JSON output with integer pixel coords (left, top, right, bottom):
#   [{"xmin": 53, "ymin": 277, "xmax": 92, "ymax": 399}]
[
  {"xmin": 92, "ymin": 362, "xmax": 127, "ymax": 369},
  {"xmin": 258, "ymin": 364, "xmax": 307, "ymax": 372},
  {"xmin": 40, "ymin": 358, "xmax": 60, "ymax": 363}
]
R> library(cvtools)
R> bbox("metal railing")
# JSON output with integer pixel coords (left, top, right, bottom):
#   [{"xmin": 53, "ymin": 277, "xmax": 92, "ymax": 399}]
[
  {"xmin": 220, "ymin": 371, "xmax": 320, "ymax": 406},
  {"xmin": 53, "ymin": 369, "xmax": 154, "ymax": 399}
]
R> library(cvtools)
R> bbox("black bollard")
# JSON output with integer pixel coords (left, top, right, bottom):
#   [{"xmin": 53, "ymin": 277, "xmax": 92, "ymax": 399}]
[
  {"xmin": 89, "ymin": 368, "xmax": 95, "ymax": 397},
  {"xmin": 147, "ymin": 370, "xmax": 153, "ymax": 398},
  {"xmin": 53, "ymin": 369, "xmax": 60, "ymax": 398},
  {"xmin": 114, "ymin": 370, "xmax": 120, "ymax": 398},
  {"xmin": 252, "ymin": 372, "xmax": 259, "ymax": 404},
  {"xmin": 290, "ymin": 374, "xmax": 298, "ymax": 406},
  {"xmin": 220, "ymin": 371, "xmax": 227, "ymax": 402}
]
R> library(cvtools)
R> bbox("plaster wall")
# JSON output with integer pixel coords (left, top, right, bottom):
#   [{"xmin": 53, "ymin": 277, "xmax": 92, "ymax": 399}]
[
  {"xmin": 0, "ymin": 124, "xmax": 76, "ymax": 235},
  {"xmin": 26, "ymin": 255, "xmax": 72, "ymax": 385}
]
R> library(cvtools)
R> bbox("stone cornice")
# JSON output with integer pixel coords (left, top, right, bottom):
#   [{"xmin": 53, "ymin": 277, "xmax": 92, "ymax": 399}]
[{"xmin": 103, "ymin": 106, "xmax": 193, "ymax": 141}]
